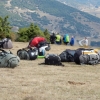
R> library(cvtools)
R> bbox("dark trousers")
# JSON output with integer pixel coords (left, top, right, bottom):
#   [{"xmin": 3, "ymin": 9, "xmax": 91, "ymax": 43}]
[
  {"xmin": 56, "ymin": 41, "xmax": 61, "ymax": 45},
  {"xmin": 64, "ymin": 42, "xmax": 69, "ymax": 45}
]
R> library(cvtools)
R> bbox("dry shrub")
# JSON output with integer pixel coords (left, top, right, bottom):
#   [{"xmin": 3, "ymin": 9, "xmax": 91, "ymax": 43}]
[{"xmin": 10, "ymin": 32, "xmax": 17, "ymax": 41}]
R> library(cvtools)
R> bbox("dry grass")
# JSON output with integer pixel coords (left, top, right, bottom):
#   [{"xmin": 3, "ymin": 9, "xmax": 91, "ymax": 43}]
[{"xmin": 0, "ymin": 42, "xmax": 100, "ymax": 100}]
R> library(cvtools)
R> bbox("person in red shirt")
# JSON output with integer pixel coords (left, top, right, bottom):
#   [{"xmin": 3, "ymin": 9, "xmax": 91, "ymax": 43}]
[
  {"xmin": 28, "ymin": 36, "xmax": 47, "ymax": 48},
  {"xmin": 26, "ymin": 36, "xmax": 50, "ymax": 56}
]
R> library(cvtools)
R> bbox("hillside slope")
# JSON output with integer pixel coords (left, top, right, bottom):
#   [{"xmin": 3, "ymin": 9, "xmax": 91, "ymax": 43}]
[
  {"xmin": 57, "ymin": 0, "xmax": 100, "ymax": 18},
  {"xmin": 1, "ymin": 0, "xmax": 100, "ymax": 38}
]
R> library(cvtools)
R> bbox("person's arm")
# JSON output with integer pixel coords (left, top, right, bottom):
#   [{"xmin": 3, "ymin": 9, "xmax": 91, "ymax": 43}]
[
  {"xmin": 79, "ymin": 39, "xmax": 84, "ymax": 46},
  {"xmin": 23, "ymin": 45, "xmax": 30, "ymax": 49}
]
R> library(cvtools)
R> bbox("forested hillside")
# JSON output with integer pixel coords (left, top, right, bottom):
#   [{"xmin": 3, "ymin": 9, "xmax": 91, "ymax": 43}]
[{"xmin": 0, "ymin": 0, "xmax": 100, "ymax": 38}]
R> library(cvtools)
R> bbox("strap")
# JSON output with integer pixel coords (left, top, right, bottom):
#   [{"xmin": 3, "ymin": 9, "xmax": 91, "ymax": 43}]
[
  {"xmin": 60, "ymin": 63, "xmax": 65, "ymax": 67},
  {"xmin": 0, "ymin": 49, "xmax": 12, "ymax": 54},
  {"xmin": 6, "ymin": 57, "xmax": 18, "ymax": 67},
  {"xmin": 87, "ymin": 54, "xmax": 99, "ymax": 65},
  {"xmin": 66, "ymin": 51, "xmax": 73, "ymax": 61},
  {"xmin": 0, "ymin": 48, "xmax": 8, "ymax": 53},
  {"xmin": 38, "ymin": 62, "xmax": 64, "ymax": 67},
  {"xmin": 38, "ymin": 63, "xmax": 45, "ymax": 65},
  {"xmin": 83, "ymin": 55, "xmax": 90, "ymax": 64}
]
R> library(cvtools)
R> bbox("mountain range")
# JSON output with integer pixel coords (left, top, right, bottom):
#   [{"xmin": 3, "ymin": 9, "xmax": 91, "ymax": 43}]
[
  {"xmin": 57, "ymin": 0, "xmax": 100, "ymax": 18},
  {"xmin": 1, "ymin": 0, "xmax": 100, "ymax": 39}
]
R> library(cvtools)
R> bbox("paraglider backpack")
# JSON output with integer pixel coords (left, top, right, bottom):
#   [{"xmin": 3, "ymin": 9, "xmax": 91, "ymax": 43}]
[
  {"xmin": 0, "ymin": 41, "xmax": 3, "ymax": 48},
  {"xmin": 1, "ymin": 38, "xmax": 13, "ymax": 49},
  {"xmin": 74, "ymin": 48, "xmax": 100, "ymax": 65},
  {"xmin": 17, "ymin": 47, "xmax": 38, "ymax": 60},
  {"xmin": 59, "ymin": 49, "xmax": 76, "ymax": 62},
  {"xmin": 0, "ymin": 49, "xmax": 20, "ymax": 68},
  {"xmin": 39, "ymin": 54, "xmax": 64, "ymax": 66}
]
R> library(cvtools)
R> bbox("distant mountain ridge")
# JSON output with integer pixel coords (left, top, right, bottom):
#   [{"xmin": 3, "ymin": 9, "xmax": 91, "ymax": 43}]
[
  {"xmin": 1, "ymin": 0, "xmax": 100, "ymax": 38},
  {"xmin": 57, "ymin": 0, "xmax": 100, "ymax": 18}
]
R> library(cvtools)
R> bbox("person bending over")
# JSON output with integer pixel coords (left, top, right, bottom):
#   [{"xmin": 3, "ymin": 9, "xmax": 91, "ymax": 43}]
[{"xmin": 26, "ymin": 36, "xmax": 50, "ymax": 56}]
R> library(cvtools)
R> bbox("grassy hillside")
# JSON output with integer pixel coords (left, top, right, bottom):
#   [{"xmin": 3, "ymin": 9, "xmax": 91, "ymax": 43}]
[{"xmin": 0, "ymin": 42, "xmax": 100, "ymax": 100}]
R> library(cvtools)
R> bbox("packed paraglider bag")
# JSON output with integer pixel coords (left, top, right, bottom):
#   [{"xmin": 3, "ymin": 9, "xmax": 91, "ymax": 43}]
[
  {"xmin": 0, "ymin": 49, "xmax": 20, "ymax": 68},
  {"xmin": 0, "ymin": 38, "xmax": 13, "ymax": 49},
  {"xmin": 59, "ymin": 49, "xmax": 76, "ymax": 62},
  {"xmin": 39, "ymin": 54, "xmax": 64, "ymax": 66},
  {"xmin": 17, "ymin": 47, "xmax": 38, "ymax": 60},
  {"xmin": 74, "ymin": 48, "xmax": 100, "ymax": 65}
]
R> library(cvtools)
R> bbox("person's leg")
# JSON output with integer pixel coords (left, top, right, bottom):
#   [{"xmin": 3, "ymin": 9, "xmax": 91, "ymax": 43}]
[
  {"xmin": 51, "ymin": 41, "xmax": 54, "ymax": 44},
  {"xmin": 56, "ymin": 41, "xmax": 61, "ymax": 45},
  {"xmin": 64, "ymin": 42, "xmax": 67, "ymax": 45},
  {"xmin": 56, "ymin": 41, "xmax": 58, "ymax": 45},
  {"xmin": 38, "ymin": 46, "xmax": 46, "ymax": 56}
]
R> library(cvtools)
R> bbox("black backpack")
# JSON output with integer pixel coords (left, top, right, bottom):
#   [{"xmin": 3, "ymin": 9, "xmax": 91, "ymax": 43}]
[
  {"xmin": 17, "ymin": 47, "xmax": 38, "ymax": 60},
  {"xmin": 59, "ymin": 49, "xmax": 76, "ymax": 62},
  {"xmin": 74, "ymin": 48, "xmax": 100, "ymax": 65},
  {"xmin": 40, "ymin": 54, "xmax": 64, "ymax": 66},
  {"xmin": 0, "ymin": 38, "xmax": 13, "ymax": 49}
]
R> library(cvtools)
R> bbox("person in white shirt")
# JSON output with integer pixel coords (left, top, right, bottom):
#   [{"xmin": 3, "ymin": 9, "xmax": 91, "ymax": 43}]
[
  {"xmin": 79, "ymin": 37, "xmax": 89, "ymax": 47},
  {"xmin": 84, "ymin": 37, "xmax": 88, "ymax": 46}
]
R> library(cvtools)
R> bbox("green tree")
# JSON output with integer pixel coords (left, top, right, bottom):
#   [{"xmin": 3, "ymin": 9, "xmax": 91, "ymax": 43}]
[
  {"xmin": 16, "ymin": 23, "xmax": 49, "ymax": 42},
  {"xmin": 43, "ymin": 29, "xmax": 50, "ymax": 42},
  {"xmin": 26, "ymin": 23, "xmax": 44, "ymax": 39},
  {"xmin": 17, "ymin": 27, "xmax": 29, "ymax": 42},
  {"xmin": 0, "ymin": 16, "xmax": 11, "ymax": 39}
]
